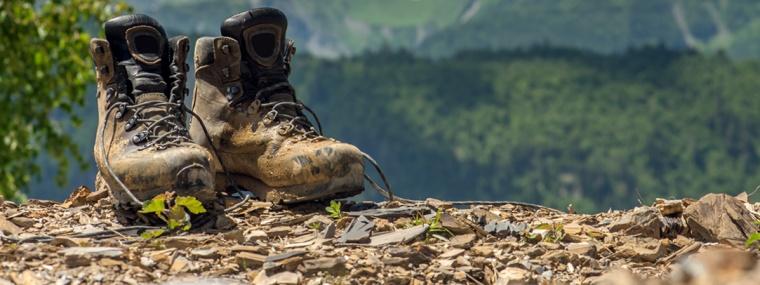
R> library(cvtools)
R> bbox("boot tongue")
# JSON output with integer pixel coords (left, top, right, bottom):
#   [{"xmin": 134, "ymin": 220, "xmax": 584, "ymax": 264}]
[{"xmin": 105, "ymin": 14, "xmax": 169, "ymax": 99}]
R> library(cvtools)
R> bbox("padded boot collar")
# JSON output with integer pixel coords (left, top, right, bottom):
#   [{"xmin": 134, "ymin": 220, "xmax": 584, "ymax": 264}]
[
  {"xmin": 105, "ymin": 14, "xmax": 168, "ymax": 64},
  {"xmin": 221, "ymin": 8, "xmax": 287, "ymax": 68}
]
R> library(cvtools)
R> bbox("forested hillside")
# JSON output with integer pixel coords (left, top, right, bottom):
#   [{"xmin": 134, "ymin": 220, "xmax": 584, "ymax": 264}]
[
  {"xmin": 34, "ymin": 46, "xmax": 760, "ymax": 212},
  {"xmin": 131, "ymin": 0, "xmax": 760, "ymax": 59}
]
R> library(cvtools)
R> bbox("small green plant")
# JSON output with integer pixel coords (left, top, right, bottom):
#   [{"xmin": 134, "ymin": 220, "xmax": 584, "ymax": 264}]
[
  {"xmin": 139, "ymin": 193, "xmax": 207, "ymax": 239},
  {"xmin": 427, "ymin": 208, "xmax": 453, "ymax": 237},
  {"xmin": 745, "ymin": 221, "xmax": 760, "ymax": 248},
  {"xmin": 308, "ymin": 222, "xmax": 323, "ymax": 230},
  {"xmin": 531, "ymin": 223, "xmax": 565, "ymax": 243},
  {"xmin": 325, "ymin": 200, "xmax": 342, "ymax": 219},
  {"xmin": 408, "ymin": 209, "xmax": 453, "ymax": 239}
]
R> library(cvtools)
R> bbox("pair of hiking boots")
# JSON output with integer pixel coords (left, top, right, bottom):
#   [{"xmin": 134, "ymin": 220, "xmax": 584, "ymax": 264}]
[{"xmin": 91, "ymin": 9, "xmax": 369, "ymax": 214}]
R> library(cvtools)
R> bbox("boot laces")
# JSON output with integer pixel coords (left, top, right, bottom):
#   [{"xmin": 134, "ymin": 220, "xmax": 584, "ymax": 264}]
[
  {"xmin": 99, "ymin": 58, "xmax": 193, "ymax": 206},
  {"xmin": 229, "ymin": 41, "xmax": 323, "ymax": 138}
]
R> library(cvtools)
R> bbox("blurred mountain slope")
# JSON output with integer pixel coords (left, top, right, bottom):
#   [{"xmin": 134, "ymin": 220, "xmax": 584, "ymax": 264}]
[{"xmin": 129, "ymin": 0, "xmax": 760, "ymax": 59}]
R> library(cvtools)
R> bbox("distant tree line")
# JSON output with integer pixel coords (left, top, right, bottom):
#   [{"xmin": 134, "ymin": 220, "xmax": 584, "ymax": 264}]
[{"xmin": 291, "ymin": 46, "xmax": 760, "ymax": 212}]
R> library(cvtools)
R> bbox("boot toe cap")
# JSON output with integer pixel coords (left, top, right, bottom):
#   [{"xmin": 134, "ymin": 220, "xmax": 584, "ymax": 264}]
[
  {"xmin": 107, "ymin": 144, "xmax": 216, "ymax": 203},
  {"xmin": 263, "ymin": 141, "xmax": 364, "ymax": 187}
]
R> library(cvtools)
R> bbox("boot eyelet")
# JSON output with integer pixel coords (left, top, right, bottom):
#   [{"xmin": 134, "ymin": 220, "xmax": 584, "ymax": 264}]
[
  {"xmin": 115, "ymin": 104, "xmax": 127, "ymax": 119},
  {"xmin": 132, "ymin": 131, "xmax": 148, "ymax": 145},
  {"xmin": 125, "ymin": 115, "xmax": 138, "ymax": 131},
  {"xmin": 221, "ymin": 44, "xmax": 230, "ymax": 55},
  {"xmin": 263, "ymin": 110, "xmax": 277, "ymax": 125},
  {"xmin": 278, "ymin": 123, "xmax": 294, "ymax": 135}
]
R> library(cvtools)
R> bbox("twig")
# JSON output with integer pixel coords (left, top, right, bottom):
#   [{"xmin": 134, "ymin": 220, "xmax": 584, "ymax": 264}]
[
  {"xmin": 748, "ymin": 184, "xmax": 760, "ymax": 197},
  {"xmin": 224, "ymin": 194, "xmax": 251, "ymax": 213}
]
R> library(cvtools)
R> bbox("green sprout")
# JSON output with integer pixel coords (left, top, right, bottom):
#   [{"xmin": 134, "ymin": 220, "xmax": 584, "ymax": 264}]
[
  {"xmin": 532, "ymin": 223, "xmax": 565, "ymax": 243},
  {"xmin": 409, "ymin": 208, "xmax": 453, "ymax": 239},
  {"xmin": 308, "ymin": 222, "xmax": 323, "ymax": 230},
  {"xmin": 427, "ymin": 208, "xmax": 454, "ymax": 237},
  {"xmin": 325, "ymin": 200, "xmax": 342, "ymax": 219},
  {"xmin": 745, "ymin": 221, "xmax": 760, "ymax": 248},
  {"xmin": 139, "ymin": 193, "xmax": 207, "ymax": 239}
]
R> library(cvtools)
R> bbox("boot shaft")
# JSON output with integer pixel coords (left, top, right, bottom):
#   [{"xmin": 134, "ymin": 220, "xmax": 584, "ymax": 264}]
[{"xmin": 90, "ymin": 14, "xmax": 214, "ymax": 206}]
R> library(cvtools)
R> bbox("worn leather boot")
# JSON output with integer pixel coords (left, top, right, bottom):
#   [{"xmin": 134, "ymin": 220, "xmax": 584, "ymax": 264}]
[
  {"xmin": 90, "ymin": 14, "xmax": 216, "ymax": 210},
  {"xmin": 189, "ymin": 8, "xmax": 364, "ymax": 203}
]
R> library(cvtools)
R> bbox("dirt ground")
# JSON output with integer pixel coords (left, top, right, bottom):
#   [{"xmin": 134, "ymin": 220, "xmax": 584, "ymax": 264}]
[{"xmin": 0, "ymin": 188, "xmax": 759, "ymax": 285}]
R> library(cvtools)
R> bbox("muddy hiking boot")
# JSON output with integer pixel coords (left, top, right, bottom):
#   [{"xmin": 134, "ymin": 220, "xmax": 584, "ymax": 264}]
[
  {"xmin": 90, "ymin": 14, "xmax": 216, "ymax": 213},
  {"xmin": 189, "ymin": 8, "xmax": 368, "ymax": 203}
]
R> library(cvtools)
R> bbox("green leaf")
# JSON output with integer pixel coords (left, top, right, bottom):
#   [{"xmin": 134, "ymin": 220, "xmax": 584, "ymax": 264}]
[
  {"xmin": 175, "ymin": 196, "xmax": 207, "ymax": 214},
  {"xmin": 745, "ymin": 232, "xmax": 760, "ymax": 247},
  {"xmin": 139, "ymin": 195, "xmax": 166, "ymax": 214},
  {"xmin": 167, "ymin": 204, "xmax": 189, "ymax": 231},
  {"xmin": 534, "ymin": 223, "xmax": 553, "ymax": 230},
  {"xmin": 140, "ymin": 229, "xmax": 165, "ymax": 239},
  {"xmin": 326, "ymin": 200, "xmax": 342, "ymax": 219},
  {"xmin": 167, "ymin": 219, "xmax": 182, "ymax": 230}
]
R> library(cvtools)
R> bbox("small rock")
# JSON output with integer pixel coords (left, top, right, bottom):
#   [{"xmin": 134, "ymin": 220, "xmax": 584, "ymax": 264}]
[
  {"xmin": 449, "ymin": 233, "xmax": 477, "ymax": 248},
  {"xmin": 223, "ymin": 229, "xmax": 246, "ymax": 243},
  {"xmin": 164, "ymin": 235, "xmax": 205, "ymax": 249},
  {"xmin": 453, "ymin": 271, "xmax": 467, "ymax": 282},
  {"xmin": 0, "ymin": 215, "xmax": 21, "ymax": 236},
  {"xmin": 170, "ymin": 256, "xmax": 192, "ymax": 273},
  {"xmin": 266, "ymin": 226, "xmax": 291, "ymax": 238},
  {"xmin": 86, "ymin": 188, "xmax": 109, "ymax": 203},
  {"xmin": 61, "ymin": 186, "xmax": 91, "ymax": 208},
  {"xmin": 655, "ymin": 198, "xmax": 684, "ymax": 216},
  {"xmin": 524, "ymin": 246, "xmax": 545, "ymax": 258},
  {"xmin": 244, "ymin": 230, "xmax": 268, "ymax": 243},
  {"xmin": 237, "ymin": 252, "xmax": 266, "ymax": 269},
  {"xmin": 471, "ymin": 245, "xmax": 494, "ymax": 257},
  {"xmin": 671, "ymin": 248, "xmax": 757, "ymax": 285},
  {"xmin": 338, "ymin": 215, "xmax": 374, "ymax": 243},
  {"xmin": 10, "ymin": 271, "xmax": 44, "ymax": 285},
  {"xmin": 439, "ymin": 213, "xmax": 473, "ymax": 235},
  {"xmin": 140, "ymin": 256, "xmax": 156, "ymax": 267},
  {"xmin": 374, "ymin": 218, "xmax": 394, "ymax": 232},
  {"xmin": 496, "ymin": 267, "xmax": 532, "ymax": 284},
  {"xmin": 566, "ymin": 242, "xmax": 597, "ymax": 257},
  {"xmin": 608, "ymin": 206, "xmax": 663, "ymax": 238},
  {"xmin": 321, "ymin": 222, "xmax": 336, "ymax": 239},
  {"xmin": 485, "ymin": 220, "xmax": 527, "ymax": 237},
  {"xmin": 300, "ymin": 257, "xmax": 348, "ymax": 276},
  {"xmin": 454, "ymin": 256, "xmax": 471, "ymax": 267},
  {"xmin": 385, "ymin": 246, "xmax": 433, "ymax": 266},
  {"xmin": 425, "ymin": 198, "xmax": 453, "ymax": 209},
  {"xmin": 440, "ymin": 248, "xmax": 465, "ymax": 259},
  {"xmin": 683, "ymin": 193, "xmax": 760, "ymax": 246},
  {"xmin": 542, "ymin": 250, "xmax": 575, "ymax": 264},
  {"xmin": 190, "ymin": 248, "xmax": 218, "ymax": 259},
  {"xmin": 147, "ymin": 248, "xmax": 176, "ymax": 264},
  {"xmin": 253, "ymin": 270, "xmax": 302, "ymax": 285},
  {"xmin": 9, "ymin": 216, "xmax": 34, "ymax": 228},
  {"xmin": 368, "ymin": 224, "xmax": 428, "ymax": 246}
]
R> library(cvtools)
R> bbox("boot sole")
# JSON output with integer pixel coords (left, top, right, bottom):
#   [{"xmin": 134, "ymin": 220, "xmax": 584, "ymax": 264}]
[{"xmin": 216, "ymin": 172, "xmax": 364, "ymax": 204}]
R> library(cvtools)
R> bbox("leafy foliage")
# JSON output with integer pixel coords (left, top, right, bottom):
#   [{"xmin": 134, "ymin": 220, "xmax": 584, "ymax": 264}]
[
  {"xmin": 325, "ymin": 200, "xmax": 342, "ymax": 219},
  {"xmin": 293, "ymin": 46, "xmax": 760, "ymax": 212},
  {"xmin": 139, "ymin": 193, "xmax": 206, "ymax": 239},
  {"xmin": 0, "ymin": 0, "xmax": 129, "ymax": 200}
]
